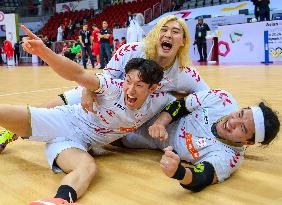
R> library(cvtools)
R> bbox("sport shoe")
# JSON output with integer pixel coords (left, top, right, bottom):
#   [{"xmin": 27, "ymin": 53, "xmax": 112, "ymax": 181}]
[
  {"xmin": 29, "ymin": 198, "xmax": 81, "ymax": 205},
  {"xmin": 0, "ymin": 130, "xmax": 18, "ymax": 153}
]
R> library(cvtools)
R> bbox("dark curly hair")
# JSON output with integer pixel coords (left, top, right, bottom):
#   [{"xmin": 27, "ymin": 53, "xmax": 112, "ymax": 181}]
[
  {"xmin": 258, "ymin": 102, "xmax": 280, "ymax": 145},
  {"xmin": 124, "ymin": 58, "xmax": 164, "ymax": 86}
]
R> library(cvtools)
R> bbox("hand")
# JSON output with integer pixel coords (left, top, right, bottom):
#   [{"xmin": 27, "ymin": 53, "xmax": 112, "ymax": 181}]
[
  {"xmin": 160, "ymin": 146, "xmax": 181, "ymax": 178},
  {"xmin": 81, "ymin": 88, "xmax": 99, "ymax": 113},
  {"xmin": 21, "ymin": 25, "xmax": 46, "ymax": 56},
  {"xmin": 148, "ymin": 123, "xmax": 168, "ymax": 141},
  {"xmin": 82, "ymin": 43, "xmax": 86, "ymax": 48}
]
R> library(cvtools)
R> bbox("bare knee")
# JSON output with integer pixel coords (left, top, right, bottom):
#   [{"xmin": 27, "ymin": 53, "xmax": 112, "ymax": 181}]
[{"xmin": 80, "ymin": 157, "xmax": 97, "ymax": 178}]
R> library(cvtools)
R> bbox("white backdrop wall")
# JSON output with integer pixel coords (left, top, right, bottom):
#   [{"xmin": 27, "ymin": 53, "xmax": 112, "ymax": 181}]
[{"xmin": 218, "ymin": 20, "xmax": 282, "ymax": 63}]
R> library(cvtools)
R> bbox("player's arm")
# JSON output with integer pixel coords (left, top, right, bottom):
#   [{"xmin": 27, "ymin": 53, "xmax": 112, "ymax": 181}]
[
  {"xmin": 149, "ymin": 98, "xmax": 190, "ymax": 140},
  {"xmin": 161, "ymin": 147, "xmax": 217, "ymax": 192},
  {"xmin": 21, "ymin": 25, "xmax": 100, "ymax": 91}
]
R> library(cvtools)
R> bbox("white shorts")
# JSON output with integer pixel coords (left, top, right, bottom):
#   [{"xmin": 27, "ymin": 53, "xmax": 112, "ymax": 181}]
[
  {"xmin": 61, "ymin": 86, "xmax": 83, "ymax": 105},
  {"xmin": 28, "ymin": 106, "xmax": 90, "ymax": 173}
]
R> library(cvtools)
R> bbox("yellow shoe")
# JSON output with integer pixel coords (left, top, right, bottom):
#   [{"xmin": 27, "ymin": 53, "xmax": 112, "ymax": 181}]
[{"xmin": 0, "ymin": 130, "xmax": 17, "ymax": 153}]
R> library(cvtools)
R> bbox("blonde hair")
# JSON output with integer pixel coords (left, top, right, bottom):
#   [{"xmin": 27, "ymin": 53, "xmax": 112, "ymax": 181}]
[{"xmin": 143, "ymin": 15, "xmax": 191, "ymax": 68}]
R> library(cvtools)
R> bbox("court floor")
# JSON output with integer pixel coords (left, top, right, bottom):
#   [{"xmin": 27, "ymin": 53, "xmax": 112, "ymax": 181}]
[{"xmin": 0, "ymin": 64, "xmax": 281, "ymax": 205}]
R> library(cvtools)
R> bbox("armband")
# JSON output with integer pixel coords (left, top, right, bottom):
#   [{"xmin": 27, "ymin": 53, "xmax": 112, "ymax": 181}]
[
  {"xmin": 163, "ymin": 99, "xmax": 190, "ymax": 123},
  {"xmin": 180, "ymin": 161, "xmax": 215, "ymax": 192}
]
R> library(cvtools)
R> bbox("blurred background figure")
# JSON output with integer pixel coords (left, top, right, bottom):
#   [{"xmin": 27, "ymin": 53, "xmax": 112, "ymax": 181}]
[
  {"xmin": 194, "ymin": 17, "xmax": 210, "ymax": 62},
  {"xmin": 13, "ymin": 40, "xmax": 20, "ymax": 65}
]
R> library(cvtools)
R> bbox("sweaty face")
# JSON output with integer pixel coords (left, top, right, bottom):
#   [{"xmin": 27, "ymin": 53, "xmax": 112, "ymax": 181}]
[
  {"xmin": 156, "ymin": 20, "xmax": 185, "ymax": 62},
  {"xmin": 216, "ymin": 109, "xmax": 256, "ymax": 144},
  {"xmin": 123, "ymin": 70, "xmax": 157, "ymax": 110}
]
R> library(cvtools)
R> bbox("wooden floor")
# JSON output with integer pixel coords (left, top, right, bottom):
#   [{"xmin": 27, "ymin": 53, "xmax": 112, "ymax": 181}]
[{"xmin": 0, "ymin": 64, "xmax": 282, "ymax": 205}]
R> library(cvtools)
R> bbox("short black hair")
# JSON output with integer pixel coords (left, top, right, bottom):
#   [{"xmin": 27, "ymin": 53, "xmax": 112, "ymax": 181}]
[
  {"xmin": 121, "ymin": 37, "xmax": 126, "ymax": 40},
  {"xmin": 259, "ymin": 102, "xmax": 280, "ymax": 145},
  {"xmin": 124, "ymin": 58, "xmax": 164, "ymax": 86}
]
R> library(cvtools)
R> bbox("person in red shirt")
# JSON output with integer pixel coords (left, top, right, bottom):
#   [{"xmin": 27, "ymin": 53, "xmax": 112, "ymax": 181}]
[{"xmin": 91, "ymin": 24, "xmax": 100, "ymax": 68}]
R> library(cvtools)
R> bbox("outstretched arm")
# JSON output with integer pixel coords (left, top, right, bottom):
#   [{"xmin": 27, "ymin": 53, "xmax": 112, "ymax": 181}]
[{"xmin": 21, "ymin": 25, "xmax": 99, "ymax": 91}]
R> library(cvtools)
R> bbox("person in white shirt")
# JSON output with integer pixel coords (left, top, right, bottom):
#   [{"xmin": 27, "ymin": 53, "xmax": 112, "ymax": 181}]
[
  {"xmin": 0, "ymin": 25, "xmax": 175, "ymax": 204},
  {"xmin": 48, "ymin": 15, "xmax": 209, "ymax": 112},
  {"xmin": 57, "ymin": 24, "xmax": 63, "ymax": 42},
  {"xmin": 121, "ymin": 89, "xmax": 280, "ymax": 192}
]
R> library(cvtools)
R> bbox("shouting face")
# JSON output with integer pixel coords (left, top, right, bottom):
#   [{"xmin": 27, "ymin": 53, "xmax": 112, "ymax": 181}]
[{"xmin": 123, "ymin": 69, "xmax": 157, "ymax": 110}]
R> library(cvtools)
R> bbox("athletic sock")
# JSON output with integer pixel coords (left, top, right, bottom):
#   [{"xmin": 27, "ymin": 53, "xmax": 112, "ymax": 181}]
[{"xmin": 54, "ymin": 185, "xmax": 78, "ymax": 203}]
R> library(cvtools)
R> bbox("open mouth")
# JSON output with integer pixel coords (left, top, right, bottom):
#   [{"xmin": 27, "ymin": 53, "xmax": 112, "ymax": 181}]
[
  {"xmin": 126, "ymin": 94, "xmax": 137, "ymax": 106},
  {"xmin": 161, "ymin": 41, "xmax": 172, "ymax": 52}
]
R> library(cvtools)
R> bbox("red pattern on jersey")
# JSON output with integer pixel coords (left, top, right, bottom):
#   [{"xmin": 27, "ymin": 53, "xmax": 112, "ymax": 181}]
[
  {"xmin": 208, "ymin": 89, "xmax": 233, "ymax": 107},
  {"xmin": 150, "ymin": 92, "xmax": 165, "ymax": 99},
  {"xmin": 97, "ymin": 111, "xmax": 110, "ymax": 125},
  {"xmin": 183, "ymin": 66, "xmax": 201, "ymax": 83},
  {"xmin": 114, "ymin": 43, "xmax": 140, "ymax": 62},
  {"xmin": 192, "ymin": 93, "xmax": 202, "ymax": 106},
  {"xmin": 229, "ymin": 152, "xmax": 241, "ymax": 168},
  {"xmin": 93, "ymin": 127, "xmax": 113, "ymax": 134},
  {"xmin": 106, "ymin": 110, "xmax": 115, "ymax": 117}
]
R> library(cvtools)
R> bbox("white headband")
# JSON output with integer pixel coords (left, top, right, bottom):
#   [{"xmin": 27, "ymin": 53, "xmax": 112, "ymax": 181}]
[{"xmin": 250, "ymin": 106, "xmax": 265, "ymax": 143}]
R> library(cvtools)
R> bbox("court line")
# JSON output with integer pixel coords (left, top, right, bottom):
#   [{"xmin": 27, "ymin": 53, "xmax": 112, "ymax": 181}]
[{"xmin": 0, "ymin": 86, "xmax": 75, "ymax": 97}]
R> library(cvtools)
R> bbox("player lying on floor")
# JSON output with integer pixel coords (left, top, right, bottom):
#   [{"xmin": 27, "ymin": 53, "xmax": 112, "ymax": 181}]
[
  {"xmin": 119, "ymin": 89, "xmax": 280, "ymax": 192},
  {"xmin": 0, "ymin": 29, "xmax": 176, "ymax": 204}
]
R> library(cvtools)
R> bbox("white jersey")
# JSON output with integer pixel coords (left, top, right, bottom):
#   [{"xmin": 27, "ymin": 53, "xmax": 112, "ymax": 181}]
[
  {"xmin": 62, "ymin": 42, "xmax": 208, "ymax": 106},
  {"xmin": 123, "ymin": 89, "xmax": 244, "ymax": 182},
  {"xmin": 55, "ymin": 74, "xmax": 175, "ymax": 147},
  {"xmin": 103, "ymin": 42, "xmax": 209, "ymax": 93},
  {"xmin": 171, "ymin": 89, "xmax": 244, "ymax": 182}
]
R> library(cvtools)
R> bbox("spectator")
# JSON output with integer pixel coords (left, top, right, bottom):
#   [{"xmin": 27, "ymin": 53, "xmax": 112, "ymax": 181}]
[
  {"xmin": 120, "ymin": 37, "xmax": 126, "ymax": 46},
  {"xmin": 69, "ymin": 20, "xmax": 76, "ymax": 37},
  {"xmin": 126, "ymin": 11, "xmax": 134, "ymax": 27},
  {"xmin": 91, "ymin": 24, "xmax": 100, "ymax": 68},
  {"xmin": 43, "ymin": 35, "xmax": 52, "ymax": 49},
  {"xmin": 127, "ymin": 14, "xmax": 145, "ymax": 43},
  {"xmin": 79, "ymin": 23, "xmax": 95, "ymax": 69},
  {"xmin": 170, "ymin": 0, "xmax": 181, "ymax": 12},
  {"xmin": 64, "ymin": 41, "xmax": 81, "ymax": 61},
  {"xmin": 113, "ymin": 21, "xmax": 121, "ymax": 29},
  {"xmin": 194, "ymin": 17, "xmax": 210, "ymax": 62},
  {"xmin": 113, "ymin": 39, "xmax": 120, "ymax": 54},
  {"xmin": 98, "ymin": 21, "xmax": 112, "ymax": 69},
  {"xmin": 61, "ymin": 41, "xmax": 71, "ymax": 55},
  {"xmin": 0, "ymin": 44, "xmax": 3, "ymax": 65},
  {"xmin": 259, "ymin": 0, "xmax": 270, "ymax": 21},
  {"xmin": 251, "ymin": 0, "xmax": 260, "ymax": 21},
  {"xmin": 42, "ymin": 35, "xmax": 52, "ymax": 65},
  {"xmin": 13, "ymin": 41, "xmax": 20, "ymax": 65},
  {"xmin": 57, "ymin": 24, "xmax": 63, "ymax": 42}
]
